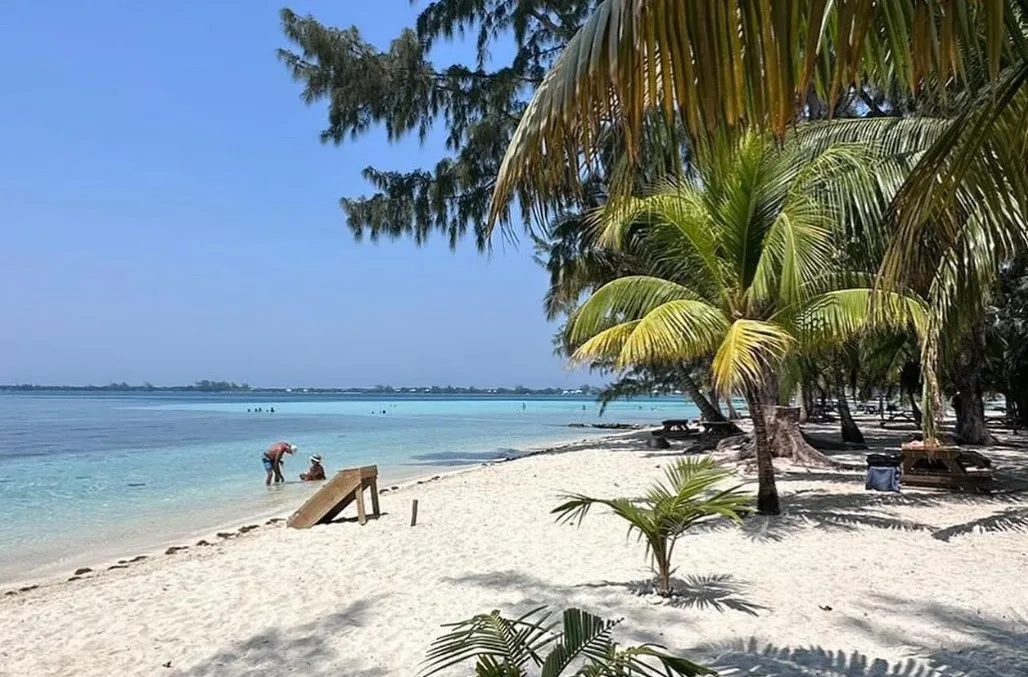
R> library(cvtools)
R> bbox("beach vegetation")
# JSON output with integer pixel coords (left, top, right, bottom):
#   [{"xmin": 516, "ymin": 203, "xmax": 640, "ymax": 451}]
[
  {"xmin": 560, "ymin": 130, "xmax": 926, "ymax": 513},
  {"xmin": 533, "ymin": 210, "xmax": 738, "ymax": 428},
  {"xmin": 485, "ymin": 1, "xmax": 1028, "ymax": 450},
  {"xmin": 280, "ymin": 2, "xmax": 1028, "ymax": 469},
  {"xmin": 422, "ymin": 605, "xmax": 713, "ymax": 677},
  {"xmin": 551, "ymin": 456, "xmax": 749, "ymax": 595}
]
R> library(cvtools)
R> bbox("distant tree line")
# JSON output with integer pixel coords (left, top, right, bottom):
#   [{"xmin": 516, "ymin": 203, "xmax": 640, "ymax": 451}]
[
  {"xmin": 0, "ymin": 382, "xmax": 602, "ymax": 396},
  {"xmin": 0, "ymin": 380, "xmax": 253, "ymax": 392}
]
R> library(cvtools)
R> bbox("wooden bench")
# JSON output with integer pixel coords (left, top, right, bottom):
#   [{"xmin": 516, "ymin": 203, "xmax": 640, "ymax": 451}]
[{"xmin": 899, "ymin": 447, "xmax": 994, "ymax": 493}]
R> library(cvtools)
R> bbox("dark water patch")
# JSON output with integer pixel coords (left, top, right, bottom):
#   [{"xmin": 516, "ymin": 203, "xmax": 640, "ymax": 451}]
[
  {"xmin": 0, "ymin": 411, "xmax": 356, "ymax": 461},
  {"xmin": 409, "ymin": 449, "xmax": 521, "ymax": 463},
  {"xmin": 126, "ymin": 482, "xmax": 146, "ymax": 488}
]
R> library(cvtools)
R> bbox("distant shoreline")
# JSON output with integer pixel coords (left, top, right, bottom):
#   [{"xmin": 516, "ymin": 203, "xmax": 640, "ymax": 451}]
[{"xmin": 0, "ymin": 384, "xmax": 609, "ymax": 397}]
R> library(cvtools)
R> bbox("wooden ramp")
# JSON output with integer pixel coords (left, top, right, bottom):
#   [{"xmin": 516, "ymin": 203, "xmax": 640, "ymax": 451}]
[{"xmin": 287, "ymin": 465, "xmax": 380, "ymax": 528}]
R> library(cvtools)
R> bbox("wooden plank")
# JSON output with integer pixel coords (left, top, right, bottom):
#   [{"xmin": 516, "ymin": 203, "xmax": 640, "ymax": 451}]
[
  {"xmin": 658, "ymin": 430, "xmax": 698, "ymax": 440},
  {"xmin": 410, "ymin": 499, "xmax": 419, "ymax": 527},
  {"xmin": 660, "ymin": 419, "xmax": 695, "ymax": 432},
  {"xmin": 356, "ymin": 485, "xmax": 367, "ymax": 526},
  {"xmin": 287, "ymin": 469, "xmax": 362, "ymax": 529}
]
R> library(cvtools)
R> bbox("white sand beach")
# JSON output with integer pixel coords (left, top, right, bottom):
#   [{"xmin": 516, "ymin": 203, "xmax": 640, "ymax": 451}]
[{"xmin": 2, "ymin": 423, "xmax": 1027, "ymax": 677}]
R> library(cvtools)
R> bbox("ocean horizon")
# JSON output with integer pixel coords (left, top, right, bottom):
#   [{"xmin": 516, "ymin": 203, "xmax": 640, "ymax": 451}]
[{"xmin": 0, "ymin": 390, "xmax": 698, "ymax": 583}]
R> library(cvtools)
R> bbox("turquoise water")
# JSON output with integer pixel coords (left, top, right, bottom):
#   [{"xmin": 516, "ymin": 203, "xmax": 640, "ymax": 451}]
[{"xmin": 0, "ymin": 392, "xmax": 696, "ymax": 582}]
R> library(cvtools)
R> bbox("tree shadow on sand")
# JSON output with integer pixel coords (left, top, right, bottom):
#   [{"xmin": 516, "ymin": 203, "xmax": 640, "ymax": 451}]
[
  {"xmin": 703, "ymin": 596, "xmax": 1028, "ymax": 677},
  {"xmin": 692, "ymin": 482, "xmax": 1028, "ymax": 543},
  {"xmin": 441, "ymin": 570, "xmax": 766, "ymax": 616},
  {"xmin": 612, "ymin": 574, "xmax": 767, "ymax": 615},
  {"xmin": 178, "ymin": 595, "xmax": 385, "ymax": 677},
  {"xmin": 327, "ymin": 512, "xmax": 389, "ymax": 526},
  {"xmin": 708, "ymin": 638, "xmax": 939, "ymax": 676},
  {"xmin": 930, "ymin": 506, "xmax": 1028, "ymax": 541}
]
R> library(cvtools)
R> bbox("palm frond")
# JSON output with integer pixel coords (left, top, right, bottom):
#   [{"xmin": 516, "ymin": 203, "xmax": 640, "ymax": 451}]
[
  {"xmin": 566, "ymin": 276, "xmax": 706, "ymax": 347},
  {"xmin": 487, "ymin": 0, "xmax": 1021, "ymax": 223},
  {"xmin": 600, "ymin": 645, "xmax": 716, "ymax": 677},
  {"xmin": 569, "ymin": 295, "xmax": 729, "ymax": 370},
  {"xmin": 882, "ymin": 62, "xmax": 1028, "ymax": 292},
  {"xmin": 421, "ymin": 607, "xmax": 555, "ymax": 676},
  {"xmin": 423, "ymin": 606, "xmax": 714, "ymax": 677},
  {"xmin": 614, "ymin": 301, "xmax": 731, "ymax": 369},
  {"xmin": 712, "ymin": 320, "xmax": 795, "ymax": 395},
  {"xmin": 595, "ymin": 189, "xmax": 725, "ymax": 301},
  {"xmin": 794, "ymin": 288, "xmax": 929, "ymax": 346},
  {"xmin": 540, "ymin": 609, "xmax": 617, "ymax": 677},
  {"xmin": 567, "ymin": 321, "xmax": 640, "ymax": 364},
  {"xmin": 552, "ymin": 457, "xmax": 749, "ymax": 596}
]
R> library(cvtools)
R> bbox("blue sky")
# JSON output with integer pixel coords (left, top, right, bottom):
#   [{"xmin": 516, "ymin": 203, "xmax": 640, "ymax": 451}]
[{"xmin": 0, "ymin": 1, "xmax": 595, "ymax": 388}]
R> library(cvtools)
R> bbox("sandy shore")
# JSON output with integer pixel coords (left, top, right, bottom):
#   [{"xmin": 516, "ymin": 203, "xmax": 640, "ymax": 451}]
[
  {"xmin": 2, "ymin": 420, "xmax": 1027, "ymax": 676},
  {"xmin": 0, "ymin": 429, "xmax": 636, "ymax": 588}
]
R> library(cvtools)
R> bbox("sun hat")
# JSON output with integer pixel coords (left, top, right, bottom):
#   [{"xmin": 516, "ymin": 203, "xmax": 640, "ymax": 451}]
[{"xmin": 310, "ymin": 454, "xmax": 322, "ymax": 463}]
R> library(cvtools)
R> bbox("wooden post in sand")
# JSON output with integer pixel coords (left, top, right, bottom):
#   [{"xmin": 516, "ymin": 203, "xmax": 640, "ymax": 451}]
[
  {"xmin": 370, "ymin": 477, "xmax": 380, "ymax": 516},
  {"xmin": 410, "ymin": 499, "xmax": 419, "ymax": 527},
  {"xmin": 356, "ymin": 485, "xmax": 367, "ymax": 525}
]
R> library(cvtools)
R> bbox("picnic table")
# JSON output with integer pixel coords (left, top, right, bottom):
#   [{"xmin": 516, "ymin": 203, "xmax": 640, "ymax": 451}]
[
  {"xmin": 898, "ymin": 446, "xmax": 994, "ymax": 493},
  {"xmin": 698, "ymin": 420, "xmax": 738, "ymax": 434},
  {"xmin": 660, "ymin": 419, "xmax": 696, "ymax": 432},
  {"xmin": 652, "ymin": 419, "xmax": 700, "ymax": 442}
]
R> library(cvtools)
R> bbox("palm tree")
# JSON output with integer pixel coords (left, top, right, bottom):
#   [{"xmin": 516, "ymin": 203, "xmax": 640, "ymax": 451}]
[
  {"xmin": 486, "ymin": 1, "xmax": 1028, "ymax": 448},
  {"xmin": 534, "ymin": 214, "xmax": 735, "ymax": 427},
  {"xmin": 552, "ymin": 456, "xmax": 749, "ymax": 595},
  {"xmin": 562, "ymin": 131, "xmax": 925, "ymax": 514},
  {"xmin": 421, "ymin": 606, "xmax": 714, "ymax": 677}
]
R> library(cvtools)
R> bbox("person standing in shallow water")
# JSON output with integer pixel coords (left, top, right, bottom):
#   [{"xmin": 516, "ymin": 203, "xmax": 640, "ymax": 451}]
[{"xmin": 262, "ymin": 441, "xmax": 296, "ymax": 486}]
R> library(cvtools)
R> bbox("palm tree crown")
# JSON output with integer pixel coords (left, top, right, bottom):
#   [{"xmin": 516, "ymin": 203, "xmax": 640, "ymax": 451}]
[{"xmin": 565, "ymin": 131, "xmax": 924, "ymax": 398}]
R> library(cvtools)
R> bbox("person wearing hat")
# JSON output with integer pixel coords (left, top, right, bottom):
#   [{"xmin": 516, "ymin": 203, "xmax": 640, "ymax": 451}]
[
  {"xmin": 262, "ymin": 441, "xmax": 297, "ymax": 486},
  {"xmin": 300, "ymin": 454, "xmax": 326, "ymax": 482}
]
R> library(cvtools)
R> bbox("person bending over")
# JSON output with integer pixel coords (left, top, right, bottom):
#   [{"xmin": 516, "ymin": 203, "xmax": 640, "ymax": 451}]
[{"xmin": 262, "ymin": 441, "xmax": 296, "ymax": 485}]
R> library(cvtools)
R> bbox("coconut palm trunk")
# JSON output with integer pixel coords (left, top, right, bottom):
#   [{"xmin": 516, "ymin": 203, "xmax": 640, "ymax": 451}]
[
  {"xmin": 910, "ymin": 392, "xmax": 924, "ymax": 427},
  {"xmin": 953, "ymin": 315, "xmax": 995, "ymax": 445},
  {"xmin": 745, "ymin": 387, "xmax": 781, "ymax": 515},
  {"xmin": 798, "ymin": 382, "xmax": 812, "ymax": 423},
  {"xmin": 678, "ymin": 368, "xmax": 741, "ymax": 433},
  {"xmin": 725, "ymin": 397, "xmax": 740, "ymax": 420},
  {"xmin": 678, "ymin": 370, "xmax": 725, "ymax": 422},
  {"xmin": 744, "ymin": 373, "xmax": 844, "ymax": 516},
  {"xmin": 709, "ymin": 387, "xmax": 722, "ymax": 417},
  {"xmin": 834, "ymin": 366, "xmax": 865, "ymax": 444}
]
